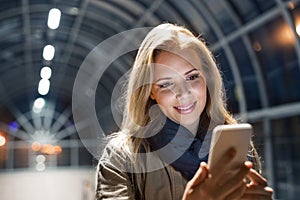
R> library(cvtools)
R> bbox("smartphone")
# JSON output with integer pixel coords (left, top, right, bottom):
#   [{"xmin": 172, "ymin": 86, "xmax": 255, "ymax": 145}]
[{"xmin": 207, "ymin": 123, "xmax": 252, "ymax": 173}]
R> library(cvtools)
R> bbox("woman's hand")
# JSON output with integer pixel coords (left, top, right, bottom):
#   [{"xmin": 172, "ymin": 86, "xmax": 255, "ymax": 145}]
[
  {"xmin": 181, "ymin": 161, "xmax": 209, "ymax": 200},
  {"xmin": 182, "ymin": 148, "xmax": 252, "ymax": 200},
  {"xmin": 241, "ymin": 169, "xmax": 273, "ymax": 199}
]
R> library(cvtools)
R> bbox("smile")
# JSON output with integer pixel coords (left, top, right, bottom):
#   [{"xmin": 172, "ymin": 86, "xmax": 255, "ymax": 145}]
[{"xmin": 174, "ymin": 102, "xmax": 196, "ymax": 114}]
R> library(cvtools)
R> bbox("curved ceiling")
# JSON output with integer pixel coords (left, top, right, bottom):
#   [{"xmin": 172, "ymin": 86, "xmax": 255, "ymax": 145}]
[{"xmin": 1, "ymin": 0, "xmax": 300, "ymax": 141}]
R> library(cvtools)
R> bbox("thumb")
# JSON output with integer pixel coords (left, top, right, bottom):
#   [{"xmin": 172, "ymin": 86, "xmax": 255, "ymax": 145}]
[{"xmin": 190, "ymin": 162, "xmax": 209, "ymax": 186}]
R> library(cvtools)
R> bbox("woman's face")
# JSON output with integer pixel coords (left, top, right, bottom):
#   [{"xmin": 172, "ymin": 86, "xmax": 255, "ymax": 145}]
[{"xmin": 150, "ymin": 50, "xmax": 207, "ymax": 132}]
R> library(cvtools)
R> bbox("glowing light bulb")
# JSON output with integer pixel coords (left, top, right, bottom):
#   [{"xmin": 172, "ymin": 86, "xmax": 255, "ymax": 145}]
[
  {"xmin": 38, "ymin": 79, "xmax": 50, "ymax": 95},
  {"xmin": 36, "ymin": 163, "xmax": 46, "ymax": 171},
  {"xmin": 40, "ymin": 66, "xmax": 52, "ymax": 79},
  {"xmin": 32, "ymin": 141, "xmax": 42, "ymax": 151},
  {"xmin": 33, "ymin": 97, "xmax": 46, "ymax": 113},
  {"xmin": 296, "ymin": 24, "xmax": 300, "ymax": 37},
  {"xmin": 42, "ymin": 45, "xmax": 55, "ymax": 61},
  {"xmin": 47, "ymin": 8, "xmax": 61, "ymax": 29},
  {"xmin": 36, "ymin": 155, "xmax": 46, "ymax": 163},
  {"xmin": 0, "ymin": 135, "xmax": 6, "ymax": 146}
]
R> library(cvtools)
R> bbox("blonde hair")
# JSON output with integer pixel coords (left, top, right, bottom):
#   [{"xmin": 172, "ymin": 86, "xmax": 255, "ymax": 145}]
[{"xmin": 115, "ymin": 23, "xmax": 261, "ymax": 169}]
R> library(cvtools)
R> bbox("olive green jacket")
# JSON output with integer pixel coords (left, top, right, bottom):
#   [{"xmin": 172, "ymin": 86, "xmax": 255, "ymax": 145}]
[{"xmin": 95, "ymin": 140, "xmax": 188, "ymax": 200}]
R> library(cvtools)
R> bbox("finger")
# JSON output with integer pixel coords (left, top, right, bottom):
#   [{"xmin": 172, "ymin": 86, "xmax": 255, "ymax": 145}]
[
  {"xmin": 247, "ymin": 169, "xmax": 268, "ymax": 186},
  {"xmin": 189, "ymin": 162, "xmax": 209, "ymax": 186},
  {"xmin": 217, "ymin": 162, "xmax": 251, "ymax": 197},
  {"xmin": 223, "ymin": 181, "xmax": 247, "ymax": 200},
  {"xmin": 241, "ymin": 193, "xmax": 273, "ymax": 200},
  {"xmin": 209, "ymin": 147, "xmax": 236, "ymax": 179},
  {"xmin": 244, "ymin": 184, "xmax": 274, "ymax": 196},
  {"xmin": 217, "ymin": 161, "xmax": 252, "ymax": 188}
]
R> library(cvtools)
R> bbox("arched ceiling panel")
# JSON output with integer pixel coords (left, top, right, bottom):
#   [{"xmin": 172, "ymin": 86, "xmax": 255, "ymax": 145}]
[{"xmin": 0, "ymin": 0, "xmax": 300, "ymax": 143}]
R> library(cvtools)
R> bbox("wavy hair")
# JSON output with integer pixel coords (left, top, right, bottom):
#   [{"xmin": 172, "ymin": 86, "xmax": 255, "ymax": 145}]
[{"xmin": 114, "ymin": 23, "xmax": 261, "ymax": 171}]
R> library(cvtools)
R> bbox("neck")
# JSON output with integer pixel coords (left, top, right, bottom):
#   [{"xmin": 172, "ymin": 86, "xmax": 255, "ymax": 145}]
[{"xmin": 184, "ymin": 118, "xmax": 200, "ymax": 136}]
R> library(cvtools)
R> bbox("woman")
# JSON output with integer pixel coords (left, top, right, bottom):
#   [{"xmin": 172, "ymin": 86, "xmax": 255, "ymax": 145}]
[{"xmin": 96, "ymin": 23, "xmax": 273, "ymax": 199}]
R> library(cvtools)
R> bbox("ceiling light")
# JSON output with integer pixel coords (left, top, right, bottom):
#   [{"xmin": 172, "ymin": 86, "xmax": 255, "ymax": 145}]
[
  {"xmin": 33, "ymin": 97, "xmax": 45, "ymax": 109},
  {"xmin": 296, "ymin": 24, "xmax": 300, "ymax": 37},
  {"xmin": 32, "ymin": 97, "xmax": 46, "ymax": 113},
  {"xmin": 47, "ymin": 8, "xmax": 61, "ymax": 29},
  {"xmin": 36, "ymin": 163, "xmax": 46, "ymax": 171},
  {"xmin": 40, "ymin": 66, "xmax": 52, "ymax": 79},
  {"xmin": 36, "ymin": 155, "xmax": 46, "ymax": 163},
  {"xmin": 42, "ymin": 45, "xmax": 55, "ymax": 61},
  {"xmin": 38, "ymin": 79, "xmax": 50, "ymax": 95},
  {"xmin": 32, "ymin": 141, "xmax": 42, "ymax": 151},
  {"xmin": 0, "ymin": 134, "xmax": 6, "ymax": 146}
]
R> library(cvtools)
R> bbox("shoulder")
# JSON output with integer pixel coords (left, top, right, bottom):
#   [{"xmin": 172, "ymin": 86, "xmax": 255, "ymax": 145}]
[
  {"xmin": 99, "ymin": 132, "xmax": 131, "ymax": 168},
  {"xmin": 96, "ymin": 132, "xmax": 137, "ymax": 199}
]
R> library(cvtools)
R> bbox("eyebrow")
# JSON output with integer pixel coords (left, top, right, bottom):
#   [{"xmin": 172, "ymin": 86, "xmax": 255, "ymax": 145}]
[
  {"xmin": 154, "ymin": 68, "xmax": 199, "ymax": 82},
  {"xmin": 184, "ymin": 68, "xmax": 198, "ymax": 75}
]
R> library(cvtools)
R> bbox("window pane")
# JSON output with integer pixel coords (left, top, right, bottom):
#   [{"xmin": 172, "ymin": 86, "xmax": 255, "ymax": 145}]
[
  {"xmin": 57, "ymin": 147, "xmax": 70, "ymax": 166},
  {"xmin": 272, "ymin": 116, "xmax": 300, "ymax": 199},
  {"xmin": 14, "ymin": 145, "xmax": 29, "ymax": 169},
  {"xmin": 228, "ymin": 0, "xmax": 276, "ymax": 24},
  {"xmin": 214, "ymin": 49, "xmax": 239, "ymax": 113},
  {"xmin": 79, "ymin": 147, "xmax": 93, "ymax": 166},
  {"xmin": 204, "ymin": 0, "xmax": 237, "ymax": 35},
  {"xmin": 250, "ymin": 16, "xmax": 300, "ymax": 106},
  {"xmin": 0, "ymin": 144, "xmax": 7, "ymax": 170},
  {"xmin": 230, "ymin": 38, "xmax": 262, "ymax": 110}
]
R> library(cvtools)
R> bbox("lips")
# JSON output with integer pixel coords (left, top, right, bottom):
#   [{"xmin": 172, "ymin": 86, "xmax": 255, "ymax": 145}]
[{"xmin": 174, "ymin": 102, "xmax": 196, "ymax": 114}]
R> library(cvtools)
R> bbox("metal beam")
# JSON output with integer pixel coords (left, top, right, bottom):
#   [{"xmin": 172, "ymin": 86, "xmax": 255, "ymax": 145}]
[
  {"xmin": 192, "ymin": 0, "xmax": 248, "ymax": 116},
  {"xmin": 244, "ymin": 102, "xmax": 300, "ymax": 122},
  {"xmin": 210, "ymin": 7, "xmax": 281, "ymax": 51},
  {"xmin": 220, "ymin": 1, "xmax": 275, "ymax": 191},
  {"xmin": 275, "ymin": 0, "xmax": 300, "ymax": 69}
]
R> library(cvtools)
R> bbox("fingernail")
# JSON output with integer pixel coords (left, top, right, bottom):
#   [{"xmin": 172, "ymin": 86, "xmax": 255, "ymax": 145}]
[
  {"xmin": 244, "ymin": 161, "xmax": 253, "ymax": 168},
  {"xmin": 264, "ymin": 186, "xmax": 274, "ymax": 192}
]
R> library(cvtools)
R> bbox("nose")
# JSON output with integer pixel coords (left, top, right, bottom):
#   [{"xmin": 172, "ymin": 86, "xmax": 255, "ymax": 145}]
[{"xmin": 175, "ymin": 81, "xmax": 191, "ymax": 99}]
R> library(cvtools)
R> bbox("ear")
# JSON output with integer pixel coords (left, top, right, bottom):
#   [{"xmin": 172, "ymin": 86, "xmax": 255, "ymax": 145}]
[{"xmin": 150, "ymin": 91, "xmax": 155, "ymax": 100}]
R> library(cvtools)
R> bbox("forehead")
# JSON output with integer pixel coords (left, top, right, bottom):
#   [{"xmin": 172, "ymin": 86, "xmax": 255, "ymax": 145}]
[{"xmin": 153, "ymin": 50, "xmax": 201, "ymax": 76}]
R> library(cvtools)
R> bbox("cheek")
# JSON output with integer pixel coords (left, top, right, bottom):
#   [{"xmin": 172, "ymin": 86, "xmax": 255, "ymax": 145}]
[
  {"xmin": 191, "ymin": 83, "xmax": 207, "ymax": 102},
  {"xmin": 153, "ymin": 90, "xmax": 175, "ymax": 105}
]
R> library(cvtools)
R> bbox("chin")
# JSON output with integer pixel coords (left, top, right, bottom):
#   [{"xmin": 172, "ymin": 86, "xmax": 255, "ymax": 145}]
[{"xmin": 177, "ymin": 117, "xmax": 199, "ymax": 126}]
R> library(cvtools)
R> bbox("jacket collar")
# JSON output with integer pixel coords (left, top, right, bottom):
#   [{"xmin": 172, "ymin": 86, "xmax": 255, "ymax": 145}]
[{"xmin": 147, "ymin": 117, "xmax": 209, "ymax": 180}]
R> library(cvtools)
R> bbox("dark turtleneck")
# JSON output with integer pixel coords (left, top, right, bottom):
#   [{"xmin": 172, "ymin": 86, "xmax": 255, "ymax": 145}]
[{"xmin": 147, "ymin": 118, "xmax": 210, "ymax": 180}]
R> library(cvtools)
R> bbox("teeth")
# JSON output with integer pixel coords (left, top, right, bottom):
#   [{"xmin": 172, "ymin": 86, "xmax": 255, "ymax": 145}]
[{"xmin": 177, "ymin": 103, "xmax": 193, "ymax": 110}]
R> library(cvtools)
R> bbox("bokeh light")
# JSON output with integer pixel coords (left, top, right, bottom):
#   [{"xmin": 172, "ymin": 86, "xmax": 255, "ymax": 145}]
[
  {"xmin": 31, "ymin": 141, "xmax": 42, "ymax": 151},
  {"xmin": 0, "ymin": 134, "xmax": 6, "ymax": 146}
]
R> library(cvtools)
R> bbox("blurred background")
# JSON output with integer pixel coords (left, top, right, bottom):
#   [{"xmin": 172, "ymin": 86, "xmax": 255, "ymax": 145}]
[{"xmin": 0, "ymin": 0, "xmax": 300, "ymax": 199}]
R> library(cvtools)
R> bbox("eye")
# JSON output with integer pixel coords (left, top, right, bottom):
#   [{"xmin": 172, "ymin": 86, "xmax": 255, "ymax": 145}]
[
  {"xmin": 157, "ymin": 82, "xmax": 174, "ymax": 88},
  {"xmin": 186, "ymin": 74, "xmax": 200, "ymax": 81}
]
